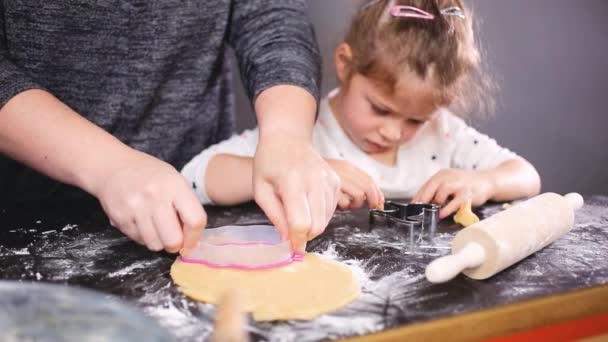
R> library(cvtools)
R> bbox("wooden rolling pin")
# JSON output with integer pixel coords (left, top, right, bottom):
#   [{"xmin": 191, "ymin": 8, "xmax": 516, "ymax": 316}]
[
  {"xmin": 212, "ymin": 289, "xmax": 249, "ymax": 342},
  {"xmin": 426, "ymin": 193, "xmax": 584, "ymax": 283}
]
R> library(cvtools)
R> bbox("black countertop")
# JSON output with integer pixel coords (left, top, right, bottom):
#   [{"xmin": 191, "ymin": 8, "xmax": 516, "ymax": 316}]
[{"xmin": 1, "ymin": 196, "xmax": 607, "ymax": 341}]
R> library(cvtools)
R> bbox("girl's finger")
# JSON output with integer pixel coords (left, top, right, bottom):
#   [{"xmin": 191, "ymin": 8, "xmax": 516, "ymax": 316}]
[
  {"xmin": 337, "ymin": 192, "xmax": 352, "ymax": 210},
  {"xmin": 440, "ymin": 190, "xmax": 469, "ymax": 218},
  {"xmin": 339, "ymin": 177, "xmax": 366, "ymax": 209},
  {"xmin": 348, "ymin": 166, "xmax": 382, "ymax": 209},
  {"xmin": 360, "ymin": 175, "xmax": 383, "ymax": 209},
  {"xmin": 413, "ymin": 176, "xmax": 441, "ymax": 204},
  {"xmin": 433, "ymin": 182, "xmax": 459, "ymax": 206}
]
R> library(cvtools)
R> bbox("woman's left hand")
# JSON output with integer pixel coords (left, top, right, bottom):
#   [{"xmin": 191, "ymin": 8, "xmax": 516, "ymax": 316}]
[
  {"xmin": 412, "ymin": 169, "xmax": 495, "ymax": 219},
  {"xmin": 252, "ymin": 85, "xmax": 341, "ymax": 255},
  {"xmin": 252, "ymin": 132, "xmax": 341, "ymax": 255}
]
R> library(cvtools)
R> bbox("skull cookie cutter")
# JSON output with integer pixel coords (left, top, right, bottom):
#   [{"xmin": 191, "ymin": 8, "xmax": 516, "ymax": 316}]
[{"xmin": 369, "ymin": 201, "xmax": 440, "ymax": 243}]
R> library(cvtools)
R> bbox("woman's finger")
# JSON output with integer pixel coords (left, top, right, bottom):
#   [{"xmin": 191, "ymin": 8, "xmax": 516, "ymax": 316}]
[
  {"xmin": 254, "ymin": 182, "xmax": 289, "ymax": 241},
  {"xmin": 280, "ymin": 182, "xmax": 311, "ymax": 255},
  {"xmin": 307, "ymin": 186, "xmax": 326, "ymax": 240},
  {"xmin": 174, "ymin": 190, "xmax": 207, "ymax": 255},
  {"xmin": 153, "ymin": 204, "xmax": 183, "ymax": 253},
  {"xmin": 136, "ymin": 213, "xmax": 164, "ymax": 251}
]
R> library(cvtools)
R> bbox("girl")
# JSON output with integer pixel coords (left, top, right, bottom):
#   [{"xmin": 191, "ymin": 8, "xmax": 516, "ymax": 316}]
[{"xmin": 182, "ymin": 0, "xmax": 540, "ymax": 219}]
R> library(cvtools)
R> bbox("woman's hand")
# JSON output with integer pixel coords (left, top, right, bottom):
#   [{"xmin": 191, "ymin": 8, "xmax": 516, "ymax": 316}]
[
  {"xmin": 93, "ymin": 149, "xmax": 207, "ymax": 254},
  {"xmin": 0, "ymin": 89, "xmax": 207, "ymax": 254},
  {"xmin": 253, "ymin": 134, "xmax": 340, "ymax": 255},
  {"xmin": 253, "ymin": 85, "xmax": 342, "ymax": 255}
]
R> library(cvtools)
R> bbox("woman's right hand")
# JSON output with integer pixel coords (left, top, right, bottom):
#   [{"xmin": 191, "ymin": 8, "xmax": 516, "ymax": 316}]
[
  {"xmin": 0, "ymin": 89, "xmax": 206, "ymax": 254},
  {"xmin": 326, "ymin": 159, "xmax": 384, "ymax": 210},
  {"xmin": 91, "ymin": 149, "xmax": 207, "ymax": 254}
]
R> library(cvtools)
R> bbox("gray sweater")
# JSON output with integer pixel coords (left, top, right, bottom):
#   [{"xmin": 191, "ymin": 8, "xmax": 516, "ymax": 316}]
[{"xmin": 0, "ymin": 0, "xmax": 321, "ymax": 202}]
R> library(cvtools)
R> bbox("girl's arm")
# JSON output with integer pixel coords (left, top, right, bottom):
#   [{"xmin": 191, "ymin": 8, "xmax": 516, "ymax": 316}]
[
  {"xmin": 413, "ymin": 112, "xmax": 541, "ymax": 217},
  {"xmin": 204, "ymin": 154, "xmax": 386, "ymax": 210},
  {"xmin": 479, "ymin": 158, "xmax": 541, "ymax": 201},
  {"xmin": 205, "ymin": 154, "xmax": 254, "ymax": 205},
  {"xmin": 181, "ymin": 129, "xmax": 259, "ymax": 205}
]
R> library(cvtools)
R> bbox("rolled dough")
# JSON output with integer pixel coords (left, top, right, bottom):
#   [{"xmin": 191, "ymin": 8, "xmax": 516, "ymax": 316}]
[{"xmin": 171, "ymin": 253, "xmax": 360, "ymax": 321}]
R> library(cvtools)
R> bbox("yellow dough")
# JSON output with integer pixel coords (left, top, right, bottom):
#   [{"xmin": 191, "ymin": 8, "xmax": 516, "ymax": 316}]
[
  {"xmin": 171, "ymin": 253, "xmax": 361, "ymax": 321},
  {"xmin": 454, "ymin": 199, "xmax": 480, "ymax": 227}
]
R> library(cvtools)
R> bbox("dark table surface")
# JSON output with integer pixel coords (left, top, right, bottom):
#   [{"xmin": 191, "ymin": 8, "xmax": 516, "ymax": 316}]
[{"xmin": 1, "ymin": 195, "xmax": 607, "ymax": 341}]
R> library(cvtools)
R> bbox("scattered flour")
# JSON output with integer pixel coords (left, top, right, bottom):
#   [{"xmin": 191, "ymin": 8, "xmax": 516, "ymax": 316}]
[
  {"xmin": 12, "ymin": 248, "xmax": 29, "ymax": 255},
  {"xmin": 108, "ymin": 260, "xmax": 160, "ymax": 278},
  {"xmin": 62, "ymin": 224, "xmax": 77, "ymax": 231}
]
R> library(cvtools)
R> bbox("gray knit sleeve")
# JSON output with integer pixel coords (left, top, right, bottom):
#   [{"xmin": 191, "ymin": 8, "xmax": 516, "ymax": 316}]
[
  {"xmin": 227, "ymin": 0, "xmax": 321, "ymax": 104},
  {"xmin": 0, "ymin": 4, "xmax": 43, "ymax": 107}
]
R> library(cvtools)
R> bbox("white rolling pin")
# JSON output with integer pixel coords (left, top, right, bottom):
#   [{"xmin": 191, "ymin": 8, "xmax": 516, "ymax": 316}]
[{"xmin": 425, "ymin": 192, "xmax": 584, "ymax": 283}]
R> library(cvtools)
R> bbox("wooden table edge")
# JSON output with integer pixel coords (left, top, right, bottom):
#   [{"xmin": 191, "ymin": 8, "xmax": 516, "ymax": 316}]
[{"xmin": 345, "ymin": 284, "xmax": 608, "ymax": 342}]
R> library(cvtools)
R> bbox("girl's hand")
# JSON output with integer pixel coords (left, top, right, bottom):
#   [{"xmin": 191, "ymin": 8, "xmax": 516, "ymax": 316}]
[
  {"xmin": 412, "ymin": 169, "xmax": 495, "ymax": 219},
  {"xmin": 93, "ymin": 150, "xmax": 207, "ymax": 254},
  {"xmin": 252, "ymin": 134, "xmax": 341, "ymax": 255},
  {"xmin": 326, "ymin": 159, "xmax": 384, "ymax": 210}
]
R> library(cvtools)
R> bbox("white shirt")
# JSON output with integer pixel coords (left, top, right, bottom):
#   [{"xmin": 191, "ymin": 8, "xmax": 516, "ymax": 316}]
[{"xmin": 182, "ymin": 90, "xmax": 519, "ymax": 204}]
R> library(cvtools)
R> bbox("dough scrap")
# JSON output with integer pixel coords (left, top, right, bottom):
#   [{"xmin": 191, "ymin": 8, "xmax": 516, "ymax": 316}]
[
  {"xmin": 454, "ymin": 199, "xmax": 480, "ymax": 227},
  {"xmin": 171, "ymin": 253, "xmax": 360, "ymax": 321}
]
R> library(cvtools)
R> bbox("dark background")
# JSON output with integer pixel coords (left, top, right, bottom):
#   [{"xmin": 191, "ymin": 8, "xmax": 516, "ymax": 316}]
[{"xmin": 232, "ymin": 0, "xmax": 608, "ymax": 196}]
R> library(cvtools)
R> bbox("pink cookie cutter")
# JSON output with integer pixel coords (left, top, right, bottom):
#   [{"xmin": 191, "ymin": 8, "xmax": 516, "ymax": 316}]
[{"xmin": 180, "ymin": 225, "xmax": 303, "ymax": 270}]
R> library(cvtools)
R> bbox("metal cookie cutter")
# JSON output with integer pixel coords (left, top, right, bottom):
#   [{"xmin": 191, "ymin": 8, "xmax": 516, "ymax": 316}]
[{"xmin": 370, "ymin": 201, "xmax": 440, "ymax": 243}]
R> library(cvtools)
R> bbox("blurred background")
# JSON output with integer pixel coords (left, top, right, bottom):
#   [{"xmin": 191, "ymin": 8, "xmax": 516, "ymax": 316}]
[{"xmin": 232, "ymin": 0, "xmax": 608, "ymax": 195}]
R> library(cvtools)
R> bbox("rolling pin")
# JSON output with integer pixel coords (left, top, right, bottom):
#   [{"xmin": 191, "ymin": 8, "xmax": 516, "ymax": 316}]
[
  {"xmin": 425, "ymin": 192, "xmax": 584, "ymax": 283},
  {"xmin": 212, "ymin": 289, "xmax": 249, "ymax": 342}
]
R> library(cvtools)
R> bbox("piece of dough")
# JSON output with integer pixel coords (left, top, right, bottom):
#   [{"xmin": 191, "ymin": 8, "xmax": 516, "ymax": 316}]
[
  {"xmin": 454, "ymin": 199, "xmax": 480, "ymax": 227},
  {"xmin": 171, "ymin": 253, "xmax": 360, "ymax": 321}
]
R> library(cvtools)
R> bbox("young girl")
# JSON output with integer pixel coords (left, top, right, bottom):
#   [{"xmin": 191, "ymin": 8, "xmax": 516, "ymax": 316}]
[{"xmin": 182, "ymin": 0, "xmax": 541, "ymax": 219}]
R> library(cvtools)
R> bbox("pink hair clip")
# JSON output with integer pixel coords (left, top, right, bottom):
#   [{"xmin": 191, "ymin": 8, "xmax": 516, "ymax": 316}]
[{"xmin": 390, "ymin": 5, "xmax": 435, "ymax": 20}]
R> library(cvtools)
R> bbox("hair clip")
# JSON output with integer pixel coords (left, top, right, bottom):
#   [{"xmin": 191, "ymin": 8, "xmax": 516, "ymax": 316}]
[
  {"xmin": 390, "ymin": 5, "xmax": 435, "ymax": 20},
  {"xmin": 440, "ymin": 6, "xmax": 466, "ymax": 19}
]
